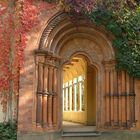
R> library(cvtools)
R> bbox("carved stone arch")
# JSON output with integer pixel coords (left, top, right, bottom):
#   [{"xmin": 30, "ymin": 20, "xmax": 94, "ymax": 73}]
[
  {"xmin": 61, "ymin": 51, "xmax": 98, "ymax": 69},
  {"xmin": 34, "ymin": 12, "xmax": 136, "ymax": 132},
  {"xmin": 38, "ymin": 12, "xmax": 68, "ymax": 49},
  {"xmin": 38, "ymin": 12, "xmax": 115, "ymax": 61}
]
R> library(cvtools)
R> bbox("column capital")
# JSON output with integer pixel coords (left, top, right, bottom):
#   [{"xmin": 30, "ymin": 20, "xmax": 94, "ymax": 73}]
[
  {"xmin": 103, "ymin": 60, "xmax": 116, "ymax": 70},
  {"xmin": 102, "ymin": 60, "xmax": 116, "ymax": 66},
  {"xmin": 35, "ymin": 49, "xmax": 61, "ymax": 67}
]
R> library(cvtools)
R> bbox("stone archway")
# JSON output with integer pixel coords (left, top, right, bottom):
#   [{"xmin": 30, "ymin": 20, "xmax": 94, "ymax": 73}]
[
  {"xmin": 34, "ymin": 12, "xmax": 118, "ymax": 131},
  {"xmin": 18, "ymin": 12, "xmax": 137, "ymax": 137}
]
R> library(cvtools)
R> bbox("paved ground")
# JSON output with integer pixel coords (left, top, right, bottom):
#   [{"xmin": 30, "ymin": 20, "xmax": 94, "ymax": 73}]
[
  {"xmin": 62, "ymin": 132, "xmax": 140, "ymax": 140},
  {"xmin": 18, "ymin": 131, "xmax": 140, "ymax": 140},
  {"xmin": 63, "ymin": 121, "xmax": 96, "ymax": 132},
  {"xmin": 18, "ymin": 121, "xmax": 140, "ymax": 140}
]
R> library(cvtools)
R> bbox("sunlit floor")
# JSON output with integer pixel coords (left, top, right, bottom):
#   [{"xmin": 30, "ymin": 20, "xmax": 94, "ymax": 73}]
[
  {"xmin": 62, "ymin": 121, "xmax": 96, "ymax": 132},
  {"xmin": 63, "ymin": 121, "xmax": 84, "ymax": 126}
]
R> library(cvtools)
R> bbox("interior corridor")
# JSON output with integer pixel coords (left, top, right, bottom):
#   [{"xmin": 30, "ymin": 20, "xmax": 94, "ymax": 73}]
[{"xmin": 62, "ymin": 55, "xmax": 96, "ymax": 129}]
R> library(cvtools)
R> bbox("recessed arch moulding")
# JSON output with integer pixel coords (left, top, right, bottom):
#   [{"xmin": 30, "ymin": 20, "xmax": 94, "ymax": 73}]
[
  {"xmin": 18, "ymin": 12, "xmax": 140, "ymax": 134},
  {"xmin": 35, "ymin": 12, "xmax": 115, "ymax": 130}
]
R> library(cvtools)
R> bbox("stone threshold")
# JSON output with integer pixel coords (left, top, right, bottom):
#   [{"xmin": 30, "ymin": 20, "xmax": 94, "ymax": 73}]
[{"xmin": 61, "ymin": 131, "xmax": 101, "ymax": 137}]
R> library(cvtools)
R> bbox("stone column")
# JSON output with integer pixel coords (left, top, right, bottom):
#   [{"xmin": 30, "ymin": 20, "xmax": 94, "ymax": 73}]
[
  {"xmin": 128, "ymin": 76, "xmax": 136, "ymax": 128},
  {"xmin": 63, "ymin": 85, "xmax": 65, "ymax": 111},
  {"xmin": 135, "ymin": 79, "xmax": 140, "ymax": 129},
  {"xmin": 121, "ymin": 71, "xmax": 126, "ymax": 127},
  {"xmin": 69, "ymin": 80, "xmax": 72, "ymax": 111},
  {"xmin": 65, "ymin": 83, "xmax": 68, "ymax": 111},
  {"xmin": 48, "ymin": 66, "xmax": 53, "ymax": 93},
  {"xmin": 79, "ymin": 80, "xmax": 82, "ymax": 111},
  {"xmin": 74, "ymin": 78, "xmax": 77, "ymax": 111},
  {"xmin": 36, "ymin": 63, "xmax": 44, "ymax": 126},
  {"xmin": 72, "ymin": 82, "xmax": 75, "ymax": 111},
  {"xmin": 126, "ymin": 73, "xmax": 130, "ymax": 127},
  {"xmin": 48, "ymin": 66, "xmax": 53, "ymax": 127},
  {"xmin": 35, "ymin": 51, "xmax": 61, "ymax": 131},
  {"xmin": 105, "ymin": 67, "xmax": 110, "ymax": 127},
  {"xmin": 113, "ymin": 67, "xmax": 118, "ymax": 126},
  {"xmin": 36, "ymin": 94, "xmax": 43, "ymax": 126},
  {"xmin": 42, "ymin": 94, "xmax": 48, "ymax": 127},
  {"xmin": 42, "ymin": 66, "xmax": 48, "ymax": 127},
  {"xmin": 118, "ymin": 71, "xmax": 122, "ymax": 127},
  {"xmin": 52, "ymin": 67, "xmax": 57, "ymax": 126},
  {"xmin": 110, "ymin": 67, "xmax": 114, "ymax": 127},
  {"xmin": 104, "ymin": 60, "xmax": 117, "ymax": 128},
  {"xmin": 44, "ymin": 65, "xmax": 49, "ymax": 92}
]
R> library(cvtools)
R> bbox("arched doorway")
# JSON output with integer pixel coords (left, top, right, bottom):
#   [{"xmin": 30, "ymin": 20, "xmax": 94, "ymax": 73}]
[
  {"xmin": 33, "ymin": 12, "xmax": 116, "ymax": 131},
  {"xmin": 15, "ymin": 11, "xmax": 140, "ymax": 140},
  {"xmin": 62, "ymin": 55, "xmax": 97, "ymax": 130},
  {"xmin": 24, "ymin": 12, "xmax": 136, "ymax": 134}
]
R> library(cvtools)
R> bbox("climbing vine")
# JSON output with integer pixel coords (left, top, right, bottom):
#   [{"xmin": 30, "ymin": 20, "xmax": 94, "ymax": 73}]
[
  {"xmin": 0, "ymin": 0, "xmax": 139, "ymax": 120},
  {"xmin": 0, "ymin": 0, "xmax": 55, "ymax": 118},
  {"xmin": 60, "ymin": 0, "xmax": 140, "ymax": 78},
  {"xmin": 89, "ymin": 7, "xmax": 140, "ymax": 78}
]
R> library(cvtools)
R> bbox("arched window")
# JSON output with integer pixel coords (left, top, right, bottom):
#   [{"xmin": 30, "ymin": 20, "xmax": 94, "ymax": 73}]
[{"xmin": 63, "ymin": 75, "xmax": 85, "ymax": 112}]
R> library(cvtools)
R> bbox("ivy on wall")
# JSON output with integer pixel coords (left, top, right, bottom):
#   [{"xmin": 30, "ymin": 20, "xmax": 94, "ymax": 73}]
[
  {"xmin": 89, "ymin": 8, "xmax": 140, "ymax": 78},
  {"xmin": 0, "ymin": 0, "xmax": 139, "ymax": 119},
  {"xmin": 60, "ymin": 0, "xmax": 140, "ymax": 78},
  {"xmin": 0, "ymin": 121, "xmax": 17, "ymax": 140},
  {"xmin": 45, "ymin": 0, "xmax": 140, "ymax": 78}
]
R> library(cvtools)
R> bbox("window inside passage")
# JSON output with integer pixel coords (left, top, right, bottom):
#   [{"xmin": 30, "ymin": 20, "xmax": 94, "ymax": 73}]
[{"xmin": 63, "ymin": 75, "xmax": 85, "ymax": 112}]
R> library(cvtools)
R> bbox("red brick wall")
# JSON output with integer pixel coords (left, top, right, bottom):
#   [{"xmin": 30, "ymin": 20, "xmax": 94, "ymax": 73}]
[{"xmin": 18, "ymin": 9, "xmax": 58, "ymax": 133}]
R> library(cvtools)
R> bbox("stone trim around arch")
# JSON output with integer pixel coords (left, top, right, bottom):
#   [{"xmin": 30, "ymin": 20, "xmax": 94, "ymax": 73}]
[
  {"xmin": 38, "ymin": 12, "xmax": 68, "ymax": 49},
  {"xmin": 33, "ymin": 12, "xmax": 136, "ymax": 131},
  {"xmin": 17, "ymin": 12, "xmax": 140, "ymax": 139},
  {"xmin": 38, "ymin": 12, "xmax": 115, "ymax": 58}
]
